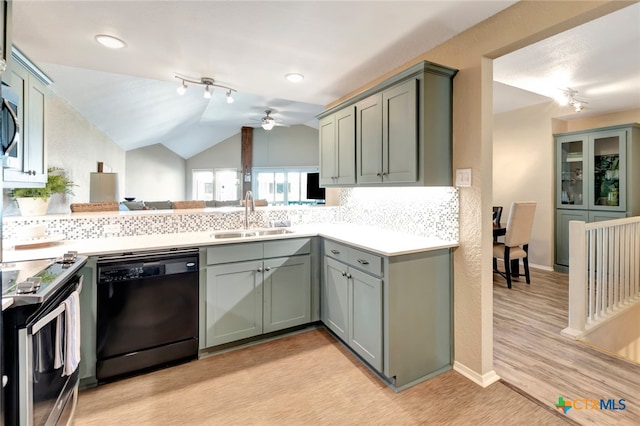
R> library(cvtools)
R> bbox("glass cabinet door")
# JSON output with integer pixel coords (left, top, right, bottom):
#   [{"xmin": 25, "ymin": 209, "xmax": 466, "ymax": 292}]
[
  {"xmin": 589, "ymin": 130, "xmax": 626, "ymax": 211},
  {"xmin": 557, "ymin": 135, "xmax": 587, "ymax": 208}
]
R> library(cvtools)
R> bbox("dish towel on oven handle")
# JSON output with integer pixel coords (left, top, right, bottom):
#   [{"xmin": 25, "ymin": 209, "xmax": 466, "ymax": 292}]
[
  {"xmin": 62, "ymin": 290, "xmax": 81, "ymax": 376},
  {"xmin": 54, "ymin": 312, "xmax": 64, "ymax": 369}
]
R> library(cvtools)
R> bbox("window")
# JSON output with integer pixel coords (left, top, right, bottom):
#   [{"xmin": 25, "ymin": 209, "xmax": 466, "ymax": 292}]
[
  {"xmin": 253, "ymin": 167, "xmax": 322, "ymax": 205},
  {"xmin": 192, "ymin": 168, "xmax": 239, "ymax": 201}
]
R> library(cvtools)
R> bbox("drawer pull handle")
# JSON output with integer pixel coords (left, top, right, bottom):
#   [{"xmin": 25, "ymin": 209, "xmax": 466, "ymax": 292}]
[
  {"xmin": 357, "ymin": 259, "xmax": 370, "ymax": 265},
  {"xmin": 331, "ymin": 249, "xmax": 340, "ymax": 255}
]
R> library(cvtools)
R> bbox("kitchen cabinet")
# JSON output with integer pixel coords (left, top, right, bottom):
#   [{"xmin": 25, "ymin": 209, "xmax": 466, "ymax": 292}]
[
  {"xmin": 322, "ymin": 239, "xmax": 451, "ymax": 390},
  {"xmin": 317, "ymin": 60, "xmax": 457, "ymax": 187},
  {"xmin": 3, "ymin": 48, "xmax": 48, "ymax": 187},
  {"xmin": 324, "ymin": 256, "xmax": 382, "ymax": 370},
  {"xmin": 204, "ymin": 238, "xmax": 312, "ymax": 347},
  {"xmin": 318, "ymin": 105, "xmax": 356, "ymax": 186},
  {"xmin": 356, "ymin": 78, "xmax": 417, "ymax": 184},
  {"xmin": 554, "ymin": 124, "xmax": 640, "ymax": 270}
]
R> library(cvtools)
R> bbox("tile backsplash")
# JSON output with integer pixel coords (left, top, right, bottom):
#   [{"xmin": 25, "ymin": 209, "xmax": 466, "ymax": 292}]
[{"xmin": 3, "ymin": 187, "xmax": 458, "ymax": 242}]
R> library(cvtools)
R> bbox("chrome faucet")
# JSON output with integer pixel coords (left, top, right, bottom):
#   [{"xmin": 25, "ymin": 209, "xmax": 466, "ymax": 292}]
[{"xmin": 244, "ymin": 190, "xmax": 255, "ymax": 229}]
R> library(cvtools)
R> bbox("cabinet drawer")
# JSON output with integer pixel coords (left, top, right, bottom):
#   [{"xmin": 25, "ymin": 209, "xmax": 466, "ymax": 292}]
[
  {"xmin": 264, "ymin": 238, "xmax": 311, "ymax": 258},
  {"xmin": 206, "ymin": 242, "xmax": 263, "ymax": 265},
  {"xmin": 348, "ymin": 247, "xmax": 382, "ymax": 277},
  {"xmin": 324, "ymin": 240, "xmax": 349, "ymax": 262}
]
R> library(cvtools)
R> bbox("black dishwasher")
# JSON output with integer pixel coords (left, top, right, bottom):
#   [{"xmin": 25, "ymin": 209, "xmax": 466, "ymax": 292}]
[{"xmin": 96, "ymin": 248, "xmax": 199, "ymax": 382}]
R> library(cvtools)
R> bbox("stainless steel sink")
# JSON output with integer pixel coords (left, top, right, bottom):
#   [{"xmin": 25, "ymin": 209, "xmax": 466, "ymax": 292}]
[
  {"xmin": 256, "ymin": 229, "xmax": 292, "ymax": 236},
  {"xmin": 211, "ymin": 228, "xmax": 292, "ymax": 239}
]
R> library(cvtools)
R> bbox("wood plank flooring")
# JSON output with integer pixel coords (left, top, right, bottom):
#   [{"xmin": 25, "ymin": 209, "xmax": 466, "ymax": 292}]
[
  {"xmin": 75, "ymin": 328, "xmax": 567, "ymax": 425},
  {"xmin": 493, "ymin": 266, "xmax": 640, "ymax": 426}
]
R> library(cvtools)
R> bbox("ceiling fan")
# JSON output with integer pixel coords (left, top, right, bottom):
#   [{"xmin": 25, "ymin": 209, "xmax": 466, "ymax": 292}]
[{"xmin": 250, "ymin": 109, "xmax": 289, "ymax": 131}]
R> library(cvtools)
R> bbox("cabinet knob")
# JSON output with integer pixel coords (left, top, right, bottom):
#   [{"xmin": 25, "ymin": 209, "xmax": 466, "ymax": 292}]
[
  {"xmin": 376, "ymin": 172, "xmax": 382, "ymax": 177},
  {"xmin": 331, "ymin": 249, "xmax": 340, "ymax": 255},
  {"xmin": 341, "ymin": 271, "xmax": 347, "ymax": 277},
  {"xmin": 257, "ymin": 267, "xmax": 263, "ymax": 272},
  {"xmin": 264, "ymin": 267, "xmax": 271, "ymax": 272},
  {"xmin": 346, "ymin": 273, "xmax": 352, "ymax": 279}
]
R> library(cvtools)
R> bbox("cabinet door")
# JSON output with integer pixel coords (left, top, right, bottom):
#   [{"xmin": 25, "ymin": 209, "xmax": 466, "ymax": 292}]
[
  {"xmin": 263, "ymin": 255, "xmax": 311, "ymax": 333},
  {"xmin": 555, "ymin": 209, "xmax": 589, "ymax": 268},
  {"xmin": 356, "ymin": 93, "xmax": 383, "ymax": 183},
  {"xmin": 348, "ymin": 267, "xmax": 383, "ymax": 371},
  {"xmin": 588, "ymin": 130, "xmax": 626, "ymax": 212},
  {"xmin": 205, "ymin": 261, "xmax": 263, "ymax": 347},
  {"xmin": 26, "ymin": 76, "xmax": 47, "ymax": 183},
  {"xmin": 318, "ymin": 115, "xmax": 336, "ymax": 186},
  {"xmin": 322, "ymin": 257, "xmax": 349, "ymax": 341},
  {"xmin": 335, "ymin": 106, "xmax": 356, "ymax": 185},
  {"xmin": 556, "ymin": 134, "xmax": 588, "ymax": 209},
  {"xmin": 383, "ymin": 78, "xmax": 417, "ymax": 183}
]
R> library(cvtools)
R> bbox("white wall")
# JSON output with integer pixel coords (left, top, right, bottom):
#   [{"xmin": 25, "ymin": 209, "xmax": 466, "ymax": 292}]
[
  {"xmin": 253, "ymin": 125, "xmax": 319, "ymax": 167},
  {"xmin": 125, "ymin": 144, "xmax": 186, "ymax": 201}
]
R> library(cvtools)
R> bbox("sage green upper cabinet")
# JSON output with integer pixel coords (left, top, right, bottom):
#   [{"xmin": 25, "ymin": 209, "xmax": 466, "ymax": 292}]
[
  {"xmin": 317, "ymin": 60, "xmax": 457, "ymax": 187},
  {"xmin": 3, "ymin": 49, "xmax": 48, "ymax": 187},
  {"xmin": 319, "ymin": 106, "xmax": 356, "ymax": 186},
  {"xmin": 356, "ymin": 79, "xmax": 418, "ymax": 184}
]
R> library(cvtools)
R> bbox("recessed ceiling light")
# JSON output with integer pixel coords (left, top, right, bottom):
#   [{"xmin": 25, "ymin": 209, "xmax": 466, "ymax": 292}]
[
  {"xmin": 95, "ymin": 34, "xmax": 127, "ymax": 49},
  {"xmin": 285, "ymin": 73, "xmax": 304, "ymax": 83}
]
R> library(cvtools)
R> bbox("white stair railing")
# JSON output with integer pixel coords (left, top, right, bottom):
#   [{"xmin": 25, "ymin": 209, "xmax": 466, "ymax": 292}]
[{"xmin": 562, "ymin": 216, "xmax": 640, "ymax": 339}]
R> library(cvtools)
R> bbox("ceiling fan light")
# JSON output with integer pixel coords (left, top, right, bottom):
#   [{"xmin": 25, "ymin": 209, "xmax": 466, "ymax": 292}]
[
  {"xmin": 262, "ymin": 119, "xmax": 275, "ymax": 131},
  {"xmin": 226, "ymin": 90, "xmax": 234, "ymax": 104},
  {"xmin": 177, "ymin": 81, "xmax": 187, "ymax": 95},
  {"xmin": 95, "ymin": 34, "xmax": 127, "ymax": 49},
  {"xmin": 204, "ymin": 85, "xmax": 212, "ymax": 99},
  {"xmin": 285, "ymin": 73, "xmax": 304, "ymax": 83}
]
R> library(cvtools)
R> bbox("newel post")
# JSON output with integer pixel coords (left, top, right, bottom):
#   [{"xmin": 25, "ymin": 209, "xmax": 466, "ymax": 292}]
[{"xmin": 562, "ymin": 220, "xmax": 587, "ymax": 339}]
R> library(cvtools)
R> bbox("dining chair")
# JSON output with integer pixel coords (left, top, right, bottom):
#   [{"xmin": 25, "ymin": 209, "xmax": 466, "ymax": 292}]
[
  {"xmin": 492, "ymin": 201, "xmax": 536, "ymax": 289},
  {"xmin": 492, "ymin": 206, "xmax": 503, "ymax": 226}
]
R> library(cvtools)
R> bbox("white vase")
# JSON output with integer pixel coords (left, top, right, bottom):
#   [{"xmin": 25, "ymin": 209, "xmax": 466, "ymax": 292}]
[{"xmin": 16, "ymin": 197, "xmax": 51, "ymax": 216}]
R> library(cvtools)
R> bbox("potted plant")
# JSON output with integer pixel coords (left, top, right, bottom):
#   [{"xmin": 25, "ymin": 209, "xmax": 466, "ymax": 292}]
[{"xmin": 12, "ymin": 167, "xmax": 75, "ymax": 216}]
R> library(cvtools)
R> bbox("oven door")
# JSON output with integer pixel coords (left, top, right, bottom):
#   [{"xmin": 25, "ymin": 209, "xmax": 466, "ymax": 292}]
[{"xmin": 17, "ymin": 275, "xmax": 82, "ymax": 426}]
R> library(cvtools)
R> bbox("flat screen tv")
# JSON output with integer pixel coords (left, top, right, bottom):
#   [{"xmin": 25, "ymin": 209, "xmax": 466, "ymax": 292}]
[{"xmin": 306, "ymin": 172, "xmax": 326, "ymax": 201}]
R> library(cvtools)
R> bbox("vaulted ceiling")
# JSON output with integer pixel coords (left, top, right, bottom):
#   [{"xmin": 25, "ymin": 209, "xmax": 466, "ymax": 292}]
[{"xmin": 11, "ymin": 1, "xmax": 640, "ymax": 159}]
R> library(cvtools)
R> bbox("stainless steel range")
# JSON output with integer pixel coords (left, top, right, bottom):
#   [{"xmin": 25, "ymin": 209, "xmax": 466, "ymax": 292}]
[{"xmin": 2, "ymin": 252, "xmax": 87, "ymax": 426}]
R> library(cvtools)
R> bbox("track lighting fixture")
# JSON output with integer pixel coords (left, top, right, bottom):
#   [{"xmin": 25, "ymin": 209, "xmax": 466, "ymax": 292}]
[
  {"xmin": 174, "ymin": 74, "xmax": 237, "ymax": 100},
  {"xmin": 556, "ymin": 88, "xmax": 587, "ymax": 112}
]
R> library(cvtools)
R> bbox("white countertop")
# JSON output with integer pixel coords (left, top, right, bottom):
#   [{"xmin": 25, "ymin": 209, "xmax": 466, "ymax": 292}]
[{"xmin": 2, "ymin": 223, "xmax": 458, "ymax": 263}]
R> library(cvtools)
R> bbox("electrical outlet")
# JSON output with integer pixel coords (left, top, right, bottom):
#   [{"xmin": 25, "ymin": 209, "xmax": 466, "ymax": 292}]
[{"xmin": 103, "ymin": 224, "xmax": 121, "ymax": 234}]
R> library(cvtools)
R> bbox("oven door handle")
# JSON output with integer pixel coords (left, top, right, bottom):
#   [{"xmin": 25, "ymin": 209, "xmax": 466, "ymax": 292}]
[
  {"xmin": 31, "ymin": 277, "xmax": 82, "ymax": 334},
  {"xmin": 32, "ymin": 303, "xmax": 66, "ymax": 334}
]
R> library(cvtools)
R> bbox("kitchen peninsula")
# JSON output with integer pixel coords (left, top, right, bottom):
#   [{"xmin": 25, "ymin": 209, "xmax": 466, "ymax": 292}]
[{"xmin": 2, "ymin": 199, "xmax": 458, "ymax": 392}]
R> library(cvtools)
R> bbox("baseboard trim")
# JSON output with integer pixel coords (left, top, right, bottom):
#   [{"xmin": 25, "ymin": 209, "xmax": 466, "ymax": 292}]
[{"xmin": 453, "ymin": 361, "xmax": 501, "ymax": 387}]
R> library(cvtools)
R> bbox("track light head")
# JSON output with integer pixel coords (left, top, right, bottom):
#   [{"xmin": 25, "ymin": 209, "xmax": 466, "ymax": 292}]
[
  {"xmin": 203, "ymin": 85, "xmax": 212, "ymax": 99},
  {"xmin": 177, "ymin": 81, "xmax": 187, "ymax": 95}
]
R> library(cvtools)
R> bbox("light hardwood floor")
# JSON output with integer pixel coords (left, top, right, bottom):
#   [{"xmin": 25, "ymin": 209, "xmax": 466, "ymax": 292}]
[
  {"xmin": 75, "ymin": 327, "xmax": 568, "ymax": 425},
  {"xmin": 493, "ymin": 266, "xmax": 640, "ymax": 426}
]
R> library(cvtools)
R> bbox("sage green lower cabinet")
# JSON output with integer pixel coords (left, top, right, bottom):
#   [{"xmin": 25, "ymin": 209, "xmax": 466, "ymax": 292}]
[
  {"xmin": 322, "ymin": 239, "xmax": 451, "ymax": 391},
  {"xmin": 203, "ymin": 238, "xmax": 312, "ymax": 348},
  {"xmin": 263, "ymin": 255, "xmax": 311, "ymax": 333},
  {"xmin": 206, "ymin": 260, "xmax": 263, "ymax": 346}
]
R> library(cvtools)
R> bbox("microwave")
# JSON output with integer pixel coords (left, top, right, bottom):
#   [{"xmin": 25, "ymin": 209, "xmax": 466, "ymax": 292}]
[{"xmin": 1, "ymin": 83, "xmax": 20, "ymax": 168}]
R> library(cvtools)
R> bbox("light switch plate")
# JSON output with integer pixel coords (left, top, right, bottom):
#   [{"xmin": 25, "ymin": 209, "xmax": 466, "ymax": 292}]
[{"xmin": 455, "ymin": 168, "xmax": 472, "ymax": 187}]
